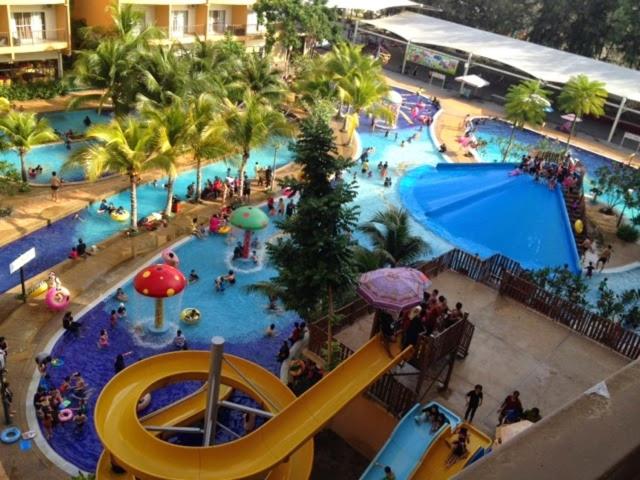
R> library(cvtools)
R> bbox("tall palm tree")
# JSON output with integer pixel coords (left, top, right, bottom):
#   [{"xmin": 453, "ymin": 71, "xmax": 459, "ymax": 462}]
[
  {"xmin": 340, "ymin": 74, "xmax": 393, "ymax": 144},
  {"xmin": 236, "ymin": 53, "xmax": 286, "ymax": 104},
  {"xmin": 184, "ymin": 94, "xmax": 231, "ymax": 202},
  {"xmin": 0, "ymin": 111, "xmax": 57, "ymax": 182},
  {"xmin": 68, "ymin": 5, "xmax": 160, "ymax": 115},
  {"xmin": 359, "ymin": 206, "xmax": 429, "ymax": 267},
  {"xmin": 502, "ymin": 80, "xmax": 551, "ymax": 162},
  {"xmin": 558, "ymin": 74, "xmax": 608, "ymax": 152},
  {"xmin": 138, "ymin": 45, "xmax": 191, "ymax": 108},
  {"xmin": 65, "ymin": 117, "xmax": 165, "ymax": 231},
  {"xmin": 218, "ymin": 93, "xmax": 293, "ymax": 195},
  {"xmin": 142, "ymin": 102, "xmax": 189, "ymax": 216}
]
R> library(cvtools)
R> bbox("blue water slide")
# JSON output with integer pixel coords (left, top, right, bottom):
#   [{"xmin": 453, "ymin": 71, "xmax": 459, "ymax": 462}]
[{"xmin": 359, "ymin": 402, "xmax": 461, "ymax": 480}]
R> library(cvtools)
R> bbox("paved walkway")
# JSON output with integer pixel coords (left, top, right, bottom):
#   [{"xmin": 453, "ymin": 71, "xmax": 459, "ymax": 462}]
[{"xmin": 336, "ymin": 270, "xmax": 628, "ymax": 437}]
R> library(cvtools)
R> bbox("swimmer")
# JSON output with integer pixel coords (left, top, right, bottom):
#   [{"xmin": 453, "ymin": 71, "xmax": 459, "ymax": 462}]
[
  {"xmin": 251, "ymin": 250, "xmax": 258, "ymax": 264},
  {"xmin": 400, "ymin": 141, "xmax": 405, "ymax": 148},
  {"xmin": 98, "ymin": 329, "xmax": 109, "ymax": 348},
  {"xmin": 215, "ymin": 276, "xmax": 225, "ymax": 292},
  {"xmin": 110, "ymin": 310, "xmax": 118, "ymax": 328},
  {"xmin": 224, "ymin": 270, "xmax": 236, "ymax": 284},
  {"xmin": 189, "ymin": 269, "xmax": 200, "ymax": 284},
  {"xmin": 116, "ymin": 303, "xmax": 127, "ymax": 319},
  {"xmin": 265, "ymin": 323, "xmax": 277, "ymax": 337},
  {"xmin": 115, "ymin": 288, "xmax": 128, "ymax": 302}
]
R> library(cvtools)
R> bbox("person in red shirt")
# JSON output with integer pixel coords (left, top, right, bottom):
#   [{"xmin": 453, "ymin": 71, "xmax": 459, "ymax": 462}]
[{"xmin": 498, "ymin": 390, "xmax": 523, "ymax": 425}]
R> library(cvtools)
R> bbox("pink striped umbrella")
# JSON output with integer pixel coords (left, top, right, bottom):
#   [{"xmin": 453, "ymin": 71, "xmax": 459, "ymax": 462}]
[{"xmin": 357, "ymin": 267, "xmax": 432, "ymax": 312}]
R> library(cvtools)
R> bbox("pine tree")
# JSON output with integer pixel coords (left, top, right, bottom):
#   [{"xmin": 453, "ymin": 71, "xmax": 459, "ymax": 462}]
[{"xmin": 266, "ymin": 113, "xmax": 359, "ymax": 367}]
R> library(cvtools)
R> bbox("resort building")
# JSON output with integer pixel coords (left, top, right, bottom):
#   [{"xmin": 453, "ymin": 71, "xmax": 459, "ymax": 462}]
[
  {"xmin": 0, "ymin": 0, "xmax": 71, "ymax": 80},
  {"xmin": 72, "ymin": 0, "xmax": 266, "ymax": 52}
]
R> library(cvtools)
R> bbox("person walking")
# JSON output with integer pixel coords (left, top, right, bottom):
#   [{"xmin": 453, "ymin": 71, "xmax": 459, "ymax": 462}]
[
  {"xmin": 464, "ymin": 384, "xmax": 483, "ymax": 422},
  {"xmin": 50, "ymin": 172, "xmax": 61, "ymax": 202}
]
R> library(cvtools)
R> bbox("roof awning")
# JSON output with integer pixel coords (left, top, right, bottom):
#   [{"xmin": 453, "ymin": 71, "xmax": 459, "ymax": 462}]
[
  {"xmin": 326, "ymin": 0, "xmax": 418, "ymax": 11},
  {"xmin": 456, "ymin": 74, "xmax": 489, "ymax": 89},
  {"xmin": 362, "ymin": 11, "xmax": 640, "ymax": 102}
]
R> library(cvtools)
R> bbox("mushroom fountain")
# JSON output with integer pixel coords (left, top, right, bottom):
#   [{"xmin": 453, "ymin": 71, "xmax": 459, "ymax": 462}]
[
  {"xmin": 229, "ymin": 206, "xmax": 269, "ymax": 259},
  {"xmin": 133, "ymin": 264, "xmax": 186, "ymax": 333}
]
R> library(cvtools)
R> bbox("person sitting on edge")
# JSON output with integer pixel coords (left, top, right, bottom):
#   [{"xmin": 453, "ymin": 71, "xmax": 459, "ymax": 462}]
[
  {"xmin": 68, "ymin": 247, "xmax": 78, "ymax": 259},
  {"xmin": 76, "ymin": 238, "xmax": 88, "ymax": 257},
  {"xmin": 62, "ymin": 312, "xmax": 81, "ymax": 334},
  {"xmin": 265, "ymin": 324, "xmax": 277, "ymax": 337},
  {"xmin": 115, "ymin": 288, "xmax": 128, "ymax": 302},
  {"xmin": 189, "ymin": 269, "xmax": 200, "ymax": 284},
  {"xmin": 446, "ymin": 427, "xmax": 470, "ymax": 467},
  {"xmin": 173, "ymin": 330, "xmax": 187, "ymax": 350},
  {"xmin": 223, "ymin": 270, "xmax": 236, "ymax": 284}
]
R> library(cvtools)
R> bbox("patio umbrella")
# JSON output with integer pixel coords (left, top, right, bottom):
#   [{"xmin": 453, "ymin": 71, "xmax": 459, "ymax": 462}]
[
  {"xmin": 561, "ymin": 113, "xmax": 582, "ymax": 122},
  {"xmin": 357, "ymin": 267, "xmax": 431, "ymax": 312}
]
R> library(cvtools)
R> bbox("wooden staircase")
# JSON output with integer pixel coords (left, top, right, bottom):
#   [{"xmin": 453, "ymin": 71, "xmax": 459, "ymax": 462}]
[{"xmin": 562, "ymin": 184, "xmax": 588, "ymax": 250}]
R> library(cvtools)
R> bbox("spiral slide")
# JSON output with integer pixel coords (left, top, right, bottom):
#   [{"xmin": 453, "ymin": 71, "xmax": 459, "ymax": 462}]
[{"xmin": 94, "ymin": 335, "xmax": 413, "ymax": 480}]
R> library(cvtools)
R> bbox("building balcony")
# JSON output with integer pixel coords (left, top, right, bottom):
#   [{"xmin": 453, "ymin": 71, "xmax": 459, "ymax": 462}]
[
  {"xmin": 207, "ymin": 22, "xmax": 263, "ymax": 39},
  {"xmin": 0, "ymin": 28, "xmax": 68, "ymax": 55}
]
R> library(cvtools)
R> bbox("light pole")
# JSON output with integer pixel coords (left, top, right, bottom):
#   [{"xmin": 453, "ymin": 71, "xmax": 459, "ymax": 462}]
[{"xmin": 270, "ymin": 141, "xmax": 282, "ymax": 192}]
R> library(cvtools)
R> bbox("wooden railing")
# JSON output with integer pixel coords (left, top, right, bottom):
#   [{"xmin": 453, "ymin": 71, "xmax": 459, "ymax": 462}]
[
  {"xmin": 417, "ymin": 248, "xmax": 640, "ymax": 360},
  {"xmin": 500, "ymin": 272, "xmax": 640, "ymax": 359}
]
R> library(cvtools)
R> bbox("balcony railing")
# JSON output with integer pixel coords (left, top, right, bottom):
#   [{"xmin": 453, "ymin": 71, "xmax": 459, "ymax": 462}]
[
  {"xmin": 0, "ymin": 28, "xmax": 67, "ymax": 47},
  {"xmin": 208, "ymin": 23, "xmax": 264, "ymax": 37}
]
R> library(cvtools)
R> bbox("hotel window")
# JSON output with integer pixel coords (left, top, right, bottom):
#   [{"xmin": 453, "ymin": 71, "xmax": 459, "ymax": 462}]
[
  {"xmin": 171, "ymin": 11, "xmax": 188, "ymax": 37},
  {"xmin": 208, "ymin": 10, "xmax": 226, "ymax": 34},
  {"xmin": 12, "ymin": 12, "xmax": 46, "ymax": 42}
]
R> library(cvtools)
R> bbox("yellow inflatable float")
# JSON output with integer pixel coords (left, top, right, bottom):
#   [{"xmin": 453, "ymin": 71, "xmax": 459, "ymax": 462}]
[
  {"xmin": 111, "ymin": 210, "xmax": 130, "ymax": 222},
  {"xmin": 27, "ymin": 281, "xmax": 48, "ymax": 298},
  {"xmin": 218, "ymin": 225, "xmax": 231, "ymax": 235},
  {"xmin": 574, "ymin": 219, "xmax": 584, "ymax": 234},
  {"xmin": 180, "ymin": 308, "xmax": 201, "ymax": 325}
]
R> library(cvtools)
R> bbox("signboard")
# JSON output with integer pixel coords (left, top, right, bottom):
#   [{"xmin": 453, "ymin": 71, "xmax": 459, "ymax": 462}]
[
  {"xmin": 406, "ymin": 44, "xmax": 459, "ymax": 75},
  {"xmin": 10, "ymin": 247, "xmax": 35, "ymax": 274}
]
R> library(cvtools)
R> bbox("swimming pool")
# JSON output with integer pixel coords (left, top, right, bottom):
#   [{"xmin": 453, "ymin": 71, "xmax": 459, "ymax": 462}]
[
  {"xmin": 39, "ymin": 108, "xmax": 112, "ymax": 135},
  {"xmin": 399, "ymin": 163, "xmax": 581, "ymax": 273},
  {"xmin": 0, "ymin": 146, "xmax": 294, "ymax": 294}
]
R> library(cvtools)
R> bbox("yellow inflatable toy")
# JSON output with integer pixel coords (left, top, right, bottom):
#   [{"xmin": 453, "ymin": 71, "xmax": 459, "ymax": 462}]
[
  {"xmin": 218, "ymin": 225, "xmax": 231, "ymax": 235},
  {"xmin": 180, "ymin": 308, "xmax": 201, "ymax": 325},
  {"xmin": 27, "ymin": 281, "xmax": 48, "ymax": 298},
  {"xmin": 574, "ymin": 219, "xmax": 584, "ymax": 234},
  {"xmin": 111, "ymin": 210, "xmax": 130, "ymax": 222}
]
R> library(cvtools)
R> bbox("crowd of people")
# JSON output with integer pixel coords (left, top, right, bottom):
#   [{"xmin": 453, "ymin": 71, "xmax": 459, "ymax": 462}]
[{"xmin": 516, "ymin": 152, "xmax": 585, "ymax": 192}]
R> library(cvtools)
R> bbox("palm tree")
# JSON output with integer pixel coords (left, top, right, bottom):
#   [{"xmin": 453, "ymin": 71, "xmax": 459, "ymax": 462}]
[
  {"xmin": 138, "ymin": 45, "xmax": 190, "ymax": 107},
  {"xmin": 65, "ymin": 117, "xmax": 166, "ymax": 231},
  {"xmin": 141, "ymin": 102, "xmax": 189, "ymax": 216},
  {"xmin": 236, "ymin": 53, "xmax": 287, "ymax": 104},
  {"xmin": 558, "ymin": 74, "xmax": 608, "ymax": 152},
  {"xmin": 0, "ymin": 111, "xmax": 57, "ymax": 182},
  {"xmin": 340, "ymin": 74, "xmax": 393, "ymax": 144},
  {"xmin": 218, "ymin": 93, "xmax": 293, "ymax": 195},
  {"xmin": 184, "ymin": 94, "xmax": 231, "ymax": 202},
  {"xmin": 502, "ymin": 80, "xmax": 551, "ymax": 162},
  {"xmin": 359, "ymin": 206, "xmax": 429, "ymax": 267}
]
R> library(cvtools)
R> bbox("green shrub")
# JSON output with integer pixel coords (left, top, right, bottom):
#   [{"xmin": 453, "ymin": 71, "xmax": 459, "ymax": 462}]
[
  {"xmin": 0, "ymin": 80, "xmax": 68, "ymax": 101},
  {"xmin": 617, "ymin": 224, "xmax": 639, "ymax": 243}
]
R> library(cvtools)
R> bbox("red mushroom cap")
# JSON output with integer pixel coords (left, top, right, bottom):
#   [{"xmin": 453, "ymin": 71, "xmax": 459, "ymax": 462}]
[{"xmin": 134, "ymin": 264, "xmax": 187, "ymax": 298}]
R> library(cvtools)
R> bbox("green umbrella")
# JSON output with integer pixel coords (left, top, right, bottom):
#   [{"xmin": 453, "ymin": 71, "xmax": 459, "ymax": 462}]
[{"xmin": 229, "ymin": 206, "xmax": 270, "ymax": 258}]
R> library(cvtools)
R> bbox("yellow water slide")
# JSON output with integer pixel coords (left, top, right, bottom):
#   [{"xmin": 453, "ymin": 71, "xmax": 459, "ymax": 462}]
[
  {"xmin": 94, "ymin": 335, "xmax": 412, "ymax": 480},
  {"xmin": 409, "ymin": 422, "xmax": 493, "ymax": 480}
]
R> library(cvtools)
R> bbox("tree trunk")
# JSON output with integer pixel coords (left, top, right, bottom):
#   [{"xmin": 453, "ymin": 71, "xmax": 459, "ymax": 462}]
[
  {"xmin": 327, "ymin": 286, "xmax": 334, "ymax": 368},
  {"xmin": 194, "ymin": 154, "xmax": 202, "ymax": 202},
  {"xmin": 164, "ymin": 174, "xmax": 175, "ymax": 217},
  {"xmin": 564, "ymin": 116, "xmax": 578, "ymax": 154},
  {"xmin": 239, "ymin": 151, "xmax": 249, "ymax": 198},
  {"xmin": 341, "ymin": 107, "xmax": 351, "ymax": 132},
  {"xmin": 19, "ymin": 150, "xmax": 27, "ymax": 183},
  {"xmin": 130, "ymin": 175, "xmax": 138, "ymax": 231},
  {"xmin": 502, "ymin": 125, "xmax": 517, "ymax": 162}
]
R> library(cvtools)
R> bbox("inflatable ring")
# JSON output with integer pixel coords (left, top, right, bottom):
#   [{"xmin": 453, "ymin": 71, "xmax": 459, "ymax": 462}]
[
  {"xmin": 161, "ymin": 249, "xmax": 180, "ymax": 268},
  {"xmin": 289, "ymin": 359, "xmax": 305, "ymax": 378},
  {"xmin": 574, "ymin": 219, "xmax": 584, "ymax": 234},
  {"xmin": 0, "ymin": 427, "xmax": 20, "ymax": 444},
  {"xmin": 58, "ymin": 408, "xmax": 73, "ymax": 423},
  {"xmin": 218, "ymin": 225, "xmax": 231, "ymax": 235},
  {"xmin": 110, "ymin": 210, "xmax": 130, "ymax": 222},
  {"xmin": 137, "ymin": 393, "xmax": 151, "ymax": 412},
  {"xmin": 27, "ymin": 281, "xmax": 48, "ymax": 298},
  {"xmin": 45, "ymin": 287, "xmax": 71, "ymax": 312},
  {"xmin": 180, "ymin": 308, "xmax": 201, "ymax": 325}
]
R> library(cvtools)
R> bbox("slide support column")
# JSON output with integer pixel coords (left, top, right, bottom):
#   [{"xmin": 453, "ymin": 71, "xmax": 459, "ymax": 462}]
[{"xmin": 203, "ymin": 336, "xmax": 225, "ymax": 446}]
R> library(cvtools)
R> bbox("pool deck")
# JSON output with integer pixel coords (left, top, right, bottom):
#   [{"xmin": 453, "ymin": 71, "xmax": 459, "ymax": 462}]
[
  {"xmin": 0, "ymin": 122, "xmax": 354, "ymax": 479},
  {"xmin": 336, "ymin": 270, "xmax": 629, "ymax": 438}
]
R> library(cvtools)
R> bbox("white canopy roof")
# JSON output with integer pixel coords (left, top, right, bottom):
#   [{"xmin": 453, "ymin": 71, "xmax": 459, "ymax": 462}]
[
  {"xmin": 362, "ymin": 11, "xmax": 640, "ymax": 102},
  {"xmin": 456, "ymin": 74, "xmax": 489, "ymax": 89},
  {"xmin": 326, "ymin": 0, "xmax": 418, "ymax": 11}
]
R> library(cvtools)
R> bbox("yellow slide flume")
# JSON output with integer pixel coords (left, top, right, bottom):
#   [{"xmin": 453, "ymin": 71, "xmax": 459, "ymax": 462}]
[
  {"xmin": 410, "ymin": 423, "xmax": 493, "ymax": 480},
  {"xmin": 94, "ymin": 335, "xmax": 412, "ymax": 480}
]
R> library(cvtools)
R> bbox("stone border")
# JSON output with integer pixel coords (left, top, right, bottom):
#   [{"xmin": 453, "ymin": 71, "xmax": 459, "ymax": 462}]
[{"xmin": 25, "ymin": 234, "xmax": 193, "ymax": 476}]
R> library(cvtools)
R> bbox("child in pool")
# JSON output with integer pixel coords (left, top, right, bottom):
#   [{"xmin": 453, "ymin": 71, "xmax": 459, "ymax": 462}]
[
  {"xmin": 110, "ymin": 310, "xmax": 118, "ymax": 328},
  {"xmin": 117, "ymin": 303, "xmax": 127, "ymax": 319},
  {"xmin": 98, "ymin": 329, "xmax": 109, "ymax": 348},
  {"xmin": 115, "ymin": 288, "xmax": 128, "ymax": 302}
]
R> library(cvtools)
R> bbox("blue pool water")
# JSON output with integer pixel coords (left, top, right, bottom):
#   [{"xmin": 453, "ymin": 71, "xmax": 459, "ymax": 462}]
[
  {"xmin": 400, "ymin": 163, "xmax": 581, "ymax": 273},
  {"xmin": 0, "ymin": 146, "xmax": 294, "ymax": 294},
  {"xmin": 39, "ymin": 108, "xmax": 112, "ymax": 136}
]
